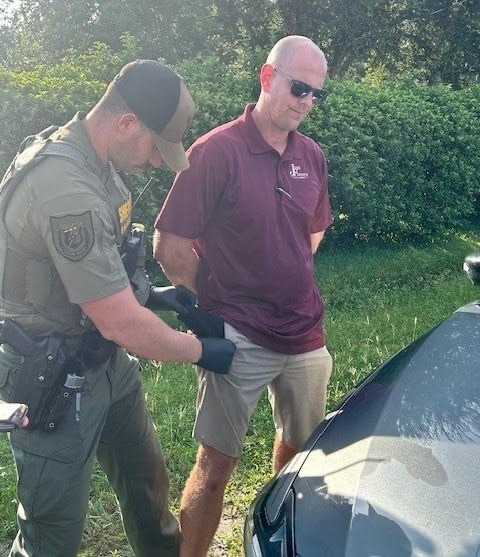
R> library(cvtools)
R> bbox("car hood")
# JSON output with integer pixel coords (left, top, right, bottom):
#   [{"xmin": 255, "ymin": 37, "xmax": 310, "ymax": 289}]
[{"xmin": 267, "ymin": 302, "xmax": 480, "ymax": 557}]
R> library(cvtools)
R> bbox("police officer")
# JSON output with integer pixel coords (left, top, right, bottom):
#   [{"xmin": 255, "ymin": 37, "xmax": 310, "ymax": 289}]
[{"xmin": 0, "ymin": 60, "xmax": 234, "ymax": 557}]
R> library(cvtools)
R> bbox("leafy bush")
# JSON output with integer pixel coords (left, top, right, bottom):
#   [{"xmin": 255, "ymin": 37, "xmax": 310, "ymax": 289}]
[
  {"xmin": 306, "ymin": 79, "xmax": 480, "ymax": 244},
  {"xmin": 0, "ymin": 38, "xmax": 141, "ymax": 165}
]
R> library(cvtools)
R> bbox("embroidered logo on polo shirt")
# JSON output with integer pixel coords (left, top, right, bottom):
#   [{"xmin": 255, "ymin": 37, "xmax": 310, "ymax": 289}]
[{"xmin": 289, "ymin": 164, "xmax": 308, "ymax": 179}]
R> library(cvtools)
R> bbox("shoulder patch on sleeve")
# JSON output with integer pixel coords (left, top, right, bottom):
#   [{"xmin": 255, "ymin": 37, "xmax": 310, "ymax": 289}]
[{"xmin": 50, "ymin": 211, "xmax": 95, "ymax": 262}]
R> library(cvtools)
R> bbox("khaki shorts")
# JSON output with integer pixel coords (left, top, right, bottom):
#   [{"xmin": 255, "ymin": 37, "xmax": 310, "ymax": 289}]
[{"xmin": 193, "ymin": 323, "xmax": 333, "ymax": 458}]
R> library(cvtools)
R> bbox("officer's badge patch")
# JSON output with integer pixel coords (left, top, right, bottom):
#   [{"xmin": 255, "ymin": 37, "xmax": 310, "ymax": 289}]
[
  {"xmin": 117, "ymin": 197, "xmax": 132, "ymax": 235},
  {"xmin": 50, "ymin": 212, "xmax": 95, "ymax": 261}
]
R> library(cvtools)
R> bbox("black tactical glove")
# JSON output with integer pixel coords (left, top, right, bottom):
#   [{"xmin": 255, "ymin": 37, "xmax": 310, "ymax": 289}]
[
  {"xmin": 147, "ymin": 285, "xmax": 225, "ymax": 338},
  {"xmin": 175, "ymin": 286, "xmax": 225, "ymax": 338},
  {"xmin": 197, "ymin": 337, "xmax": 236, "ymax": 374},
  {"xmin": 464, "ymin": 252, "xmax": 480, "ymax": 285},
  {"xmin": 146, "ymin": 285, "xmax": 186, "ymax": 313},
  {"xmin": 146, "ymin": 285, "xmax": 233, "ymax": 372}
]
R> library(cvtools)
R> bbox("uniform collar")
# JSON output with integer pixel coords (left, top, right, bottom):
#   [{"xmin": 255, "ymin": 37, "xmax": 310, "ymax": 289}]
[{"xmin": 51, "ymin": 113, "xmax": 110, "ymax": 180}]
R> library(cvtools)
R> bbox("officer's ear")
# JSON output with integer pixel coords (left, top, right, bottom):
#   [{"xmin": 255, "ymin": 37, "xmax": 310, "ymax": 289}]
[{"xmin": 116, "ymin": 112, "xmax": 141, "ymax": 135}]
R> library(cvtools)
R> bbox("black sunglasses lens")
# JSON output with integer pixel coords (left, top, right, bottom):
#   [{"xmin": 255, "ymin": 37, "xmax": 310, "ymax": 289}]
[
  {"xmin": 290, "ymin": 80, "xmax": 309, "ymax": 98},
  {"xmin": 290, "ymin": 80, "xmax": 328, "ymax": 103}
]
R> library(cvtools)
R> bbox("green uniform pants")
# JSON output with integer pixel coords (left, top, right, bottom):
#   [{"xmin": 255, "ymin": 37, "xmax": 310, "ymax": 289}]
[{"xmin": 0, "ymin": 344, "xmax": 180, "ymax": 557}]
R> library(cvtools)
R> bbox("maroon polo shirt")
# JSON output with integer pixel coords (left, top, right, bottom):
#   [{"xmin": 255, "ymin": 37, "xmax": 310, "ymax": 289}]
[{"xmin": 155, "ymin": 104, "xmax": 333, "ymax": 354}]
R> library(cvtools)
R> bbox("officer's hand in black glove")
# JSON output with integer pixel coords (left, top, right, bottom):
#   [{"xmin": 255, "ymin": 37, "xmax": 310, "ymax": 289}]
[
  {"xmin": 146, "ymin": 285, "xmax": 225, "ymax": 337},
  {"xmin": 146, "ymin": 285, "xmax": 186, "ymax": 313},
  {"xmin": 175, "ymin": 286, "xmax": 225, "ymax": 338},
  {"xmin": 196, "ymin": 337, "xmax": 236, "ymax": 374},
  {"xmin": 146, "ymin": 285, "xmax": 233, "ymax": 372}
]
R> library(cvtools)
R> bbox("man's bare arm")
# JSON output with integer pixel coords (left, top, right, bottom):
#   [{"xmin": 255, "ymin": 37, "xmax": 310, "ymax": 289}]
[
  {"xmin": 311, "ymin": 230, "xmax": 325, "ymax": 254},
  {"xmin": 153, "ymin": 230, "xmax": 199, "ymax": 292}
]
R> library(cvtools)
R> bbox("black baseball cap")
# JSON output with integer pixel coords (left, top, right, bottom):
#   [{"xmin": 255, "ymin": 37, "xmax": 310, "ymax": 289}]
[{"xmin": 113, "ymin": 59, "xmax": 195, "ymax": 171}]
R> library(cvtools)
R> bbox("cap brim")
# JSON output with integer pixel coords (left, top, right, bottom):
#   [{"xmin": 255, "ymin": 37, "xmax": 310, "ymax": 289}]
[{"xmin": 153, "ymin": 135, "xmax": 190, "ymax": 172}]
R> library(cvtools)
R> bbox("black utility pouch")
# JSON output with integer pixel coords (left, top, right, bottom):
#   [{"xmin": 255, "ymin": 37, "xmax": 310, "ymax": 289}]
[
  {"xmin": 0, "ymin": 320, "xmax": 72, "ymax": 432},
  {"xmin": 82, "ymin": 330, "xmax": 116, "ymax": 366}
]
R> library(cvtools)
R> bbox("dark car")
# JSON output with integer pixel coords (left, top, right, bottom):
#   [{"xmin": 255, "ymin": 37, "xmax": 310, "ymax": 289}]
[{"xmin": 244, "ymin": 253, "xmax": 480, "ymax": 557}]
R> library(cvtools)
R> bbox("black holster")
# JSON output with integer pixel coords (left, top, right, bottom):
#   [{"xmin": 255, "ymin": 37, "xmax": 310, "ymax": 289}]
[
  {"xmin": 0, "ymin": 320, "xmax": 71, "ymax": 431},
  {"xmin": 0, "ymin": 320, "xmax": 115, "ymax": 432}
]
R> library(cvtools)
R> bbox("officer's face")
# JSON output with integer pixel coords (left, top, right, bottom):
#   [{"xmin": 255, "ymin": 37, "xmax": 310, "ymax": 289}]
[
  {"xmin": 130, "ymin": 126, "xmax": 164, "ymax": 171},
  {"xmin": 111, "ymin": 118, "xmax": 164, "ymax": 173}
]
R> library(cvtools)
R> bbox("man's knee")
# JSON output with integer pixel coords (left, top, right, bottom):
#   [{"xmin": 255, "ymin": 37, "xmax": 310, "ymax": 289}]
[{"xmin": 194, "ymin": 443, "xmax": 237, "ymax": 489}]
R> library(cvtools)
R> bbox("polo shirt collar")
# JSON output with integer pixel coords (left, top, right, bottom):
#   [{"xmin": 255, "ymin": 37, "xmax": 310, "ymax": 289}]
[{"xmin": 239, "ymin": 103, "xmax": 300, "ymax": 159}]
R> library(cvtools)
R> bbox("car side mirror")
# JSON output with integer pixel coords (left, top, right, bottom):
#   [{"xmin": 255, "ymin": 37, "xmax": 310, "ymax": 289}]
[{"xmin": 464, "ymin": 252, "xmax": 480, "ymax": 285}]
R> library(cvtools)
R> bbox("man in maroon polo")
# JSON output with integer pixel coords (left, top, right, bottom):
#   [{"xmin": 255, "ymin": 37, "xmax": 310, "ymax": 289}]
[{"xmin": 154, "ymin": 35, "xmax": 333, "ymax": 557}]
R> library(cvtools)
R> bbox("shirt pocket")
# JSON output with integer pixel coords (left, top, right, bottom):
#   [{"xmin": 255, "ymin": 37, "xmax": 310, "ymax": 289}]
[{"xmin": 287, "ymin": 180, "xmax": 321, "ymax": 218}]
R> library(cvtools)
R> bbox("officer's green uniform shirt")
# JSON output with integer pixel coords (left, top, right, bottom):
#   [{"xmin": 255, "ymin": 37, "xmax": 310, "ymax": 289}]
[{"xmin": 1, "ymin": 114, "xmax": 131, "ymax": 335}]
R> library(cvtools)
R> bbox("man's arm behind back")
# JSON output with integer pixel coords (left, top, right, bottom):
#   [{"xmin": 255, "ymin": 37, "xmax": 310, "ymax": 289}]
[{"xmin": 153, "ymin": 230, "xmax": 199, "ymax": 293}]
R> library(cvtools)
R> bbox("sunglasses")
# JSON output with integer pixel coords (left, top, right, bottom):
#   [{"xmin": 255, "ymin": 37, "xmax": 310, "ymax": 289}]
[{"xmin": 274, "ymin": 67, "xmax": 328, "ymax": 104}]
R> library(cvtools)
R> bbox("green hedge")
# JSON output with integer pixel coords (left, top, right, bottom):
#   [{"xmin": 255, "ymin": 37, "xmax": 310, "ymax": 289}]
[
  {"xmin": 308, "ymin": 79, "xmax": 480, "ymax": 244},
  {"xmin": 1, "ymin": 43, "xmax": 478, "ymax": 253}
]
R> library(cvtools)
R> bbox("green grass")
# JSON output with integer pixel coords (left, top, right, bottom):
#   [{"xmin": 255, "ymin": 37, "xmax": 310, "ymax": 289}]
[{"xmin": 1, "ymin": 230, "xmax": 479, "ymax": 555}]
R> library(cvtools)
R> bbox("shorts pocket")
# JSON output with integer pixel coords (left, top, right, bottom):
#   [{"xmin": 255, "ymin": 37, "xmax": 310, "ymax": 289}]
[{"xmin": 224, "ymin": 323, "xmax": 248, "ymax": 345}]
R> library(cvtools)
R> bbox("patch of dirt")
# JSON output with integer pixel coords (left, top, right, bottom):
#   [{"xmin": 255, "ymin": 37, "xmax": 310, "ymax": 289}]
[{"xmin": 209, "ymin": 504, "xmax": 243, "ymax": 557}]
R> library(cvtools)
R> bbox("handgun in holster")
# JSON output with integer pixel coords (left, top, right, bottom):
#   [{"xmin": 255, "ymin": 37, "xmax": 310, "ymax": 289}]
[{"xmin": 0, "ymin": 319, "xmax": 83, "ymax": 432}]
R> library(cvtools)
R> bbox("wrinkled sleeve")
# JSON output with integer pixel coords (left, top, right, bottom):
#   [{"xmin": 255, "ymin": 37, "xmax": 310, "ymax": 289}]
[{"xmin": 155, "ymin": 138, "xmax": 230, "ymax": 239}]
